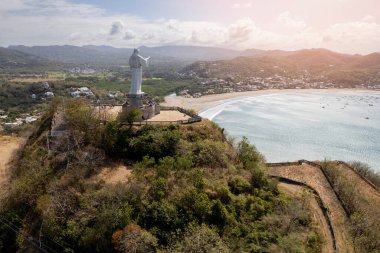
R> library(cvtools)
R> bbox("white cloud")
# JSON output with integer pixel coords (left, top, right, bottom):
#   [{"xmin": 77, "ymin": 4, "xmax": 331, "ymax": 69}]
[
  {"xmin": 232, "ymin": 2, "xmax": 252, "ymax": 8},
  {"xmin": 322, "ymin": 21, "xmax": 380, "ymax": 53},
  {"xmin": 278, "ymin": 11, "xmax": 307, "ymax": 29},
  {"xmin": 124, "ymin": 30, "xmax": 136, "ymax": 40},
  {"xmin": 363, "ymin": 15, "xmax": 375, "ymax": 22}
]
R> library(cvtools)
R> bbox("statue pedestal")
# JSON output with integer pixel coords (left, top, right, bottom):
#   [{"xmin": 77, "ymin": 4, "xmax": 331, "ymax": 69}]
[
  {"xmin": 122, "ymin": 92, "xmax": 160, "ymax": 121},
  {"xmin": 127, "ymin": 93, "xmax": 145, "ymax": 108}
]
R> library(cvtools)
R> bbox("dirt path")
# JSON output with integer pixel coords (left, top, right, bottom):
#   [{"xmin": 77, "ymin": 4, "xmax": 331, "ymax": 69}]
[
  {"xmin": 279, "ymin": 183, "xmax": 334, "ymax": 253},
  {"xmin": 269, "ymin": 164, "xmax": 355, "ymax": 253},
  {"xmin": 0, "ymin": 135, "xmax": 24, "ymax": 193}
]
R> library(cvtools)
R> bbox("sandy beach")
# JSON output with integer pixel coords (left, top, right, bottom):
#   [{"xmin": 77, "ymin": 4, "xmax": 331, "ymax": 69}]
[{"xmin": 162, "ymin": 88, "xmax": 374, "ymax": 113}]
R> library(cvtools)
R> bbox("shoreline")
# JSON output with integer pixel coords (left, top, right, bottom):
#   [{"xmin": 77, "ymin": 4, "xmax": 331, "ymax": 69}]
[{"xmin": 162, "ymin": 88, "xmax": 378, "ymax": 113}]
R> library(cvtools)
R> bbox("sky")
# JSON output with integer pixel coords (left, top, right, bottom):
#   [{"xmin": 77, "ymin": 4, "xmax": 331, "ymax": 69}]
[{"xmin": 0, "ymin": 0, "xmax": 380, "ymax": 54}]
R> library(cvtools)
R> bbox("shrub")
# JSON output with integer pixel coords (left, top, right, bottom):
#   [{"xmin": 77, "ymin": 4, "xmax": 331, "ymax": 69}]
[
  {"xmin": 150, "ymin": 177, "xmax": 168, "ymax": 201},
  {"xmin": 228, "ymin": 176, "xmax": 251, "ymax": 195},
  {"xmin": 349, "ymin": 161, "xmax": 380, "ymax": 188},
  {"xmin": 168, "ymin": 223, "xmax": 230, "ymax": 253},
  {"xmin": 118, "ymin": 107, "xmax": 142, "ymax": 126},
  {"xmin": 112, "ymin": 224, "xmax": 157, "ymax": 253},
  {"xmin": 195, "ymin": 140, "xmax": 228, "ymax": 168},
  {"xmin": 237, "ymin": 137, "xmax": 265, "ymax": 170}
]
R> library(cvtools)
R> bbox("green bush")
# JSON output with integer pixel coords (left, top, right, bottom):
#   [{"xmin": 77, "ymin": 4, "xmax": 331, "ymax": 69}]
[
  {"xmin": 195, "ymin": 140, "xmax": 228, "ymax": 168},
  {"xmin": 228, "ymin": 176, "xmax": 251, "ymax": 195}
]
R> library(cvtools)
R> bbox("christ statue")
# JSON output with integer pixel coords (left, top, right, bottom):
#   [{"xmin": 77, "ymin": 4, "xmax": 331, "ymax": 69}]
[{"xmin": 129, "ymin": 48, "xmax": 150, "ymax": 95}]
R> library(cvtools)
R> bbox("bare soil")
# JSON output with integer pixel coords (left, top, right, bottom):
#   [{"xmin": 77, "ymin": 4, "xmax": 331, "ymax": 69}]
[
  {"xmin": 92, "ymin": 165, "xmax": 132, "ymax": 184},
  {"xmin": 0, "ymin": 135, "xmax": 24, "ymax": 193},
  {"xmin": 269, "ymin": 164, "xmax": 355, "ymax": 253},
  {"xmin": 148, "ymin": 110, "xmax": 190, "ymax": 121}
]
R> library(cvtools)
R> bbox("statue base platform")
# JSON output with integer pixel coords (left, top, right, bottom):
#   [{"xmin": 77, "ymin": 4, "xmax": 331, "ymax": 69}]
[
  {"xmin": 123, "ymin": 93, "xmax": 160, "ymax": 121},
  {"xmin": 127, "ymin": 93, "xmax": 145, "ymax": 107}
]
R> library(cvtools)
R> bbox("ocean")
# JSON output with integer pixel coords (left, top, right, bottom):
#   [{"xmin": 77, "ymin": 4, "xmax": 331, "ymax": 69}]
[{"xmin": 199, "ymin": 91, "xmax": 380, "ymax": 172}]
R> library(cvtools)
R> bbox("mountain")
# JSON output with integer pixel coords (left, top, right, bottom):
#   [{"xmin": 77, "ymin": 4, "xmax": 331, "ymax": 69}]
[
  {"xmin": 349, "ymin": 52, "xmax": 380, "ymax": 69},
  {"xmin": 8, "ymin": 45, "xmax": 129, "ymax": 66},
  {"xmin": 0, "ymin": 47, "xmax": 57, "ymax": 69},
  {"xmin": 182, "ymin": 48, "xmax": 380, "ymax": 86},
  {"xmin": 138, "ymin": 45, "xmax": 263, "ymax": 60},
  {"xmin": 8, "ymin": 45, "xmax": 264, "ymax": 66}
]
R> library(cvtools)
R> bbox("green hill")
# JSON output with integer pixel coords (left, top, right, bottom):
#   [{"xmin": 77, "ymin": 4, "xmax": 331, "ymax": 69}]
[
  {"xmin": 0, "ymin": 99, "xmax": 322, "ymax": 253},
  {"xmin": 0, "ymin": 47, "xmax": 58, "ymax": 69}
]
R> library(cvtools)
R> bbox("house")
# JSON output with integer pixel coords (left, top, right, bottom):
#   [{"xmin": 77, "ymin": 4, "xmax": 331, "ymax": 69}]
[
  {"xmin": 25, "ymin": 116, "xmax": 38, "ymax": 123},
  {"xmin": 70, "ymin": 87, "xmax": 94, "ymax": 97},
  {"xmin": 45, "ymin": 92, "xmax": 54, "ymax": 97}
]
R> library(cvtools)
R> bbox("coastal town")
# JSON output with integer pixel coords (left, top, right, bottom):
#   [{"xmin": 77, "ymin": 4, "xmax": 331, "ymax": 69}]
[{"xmin": 177, "ymin": 74, "xmax": 380, "ymax": 98}]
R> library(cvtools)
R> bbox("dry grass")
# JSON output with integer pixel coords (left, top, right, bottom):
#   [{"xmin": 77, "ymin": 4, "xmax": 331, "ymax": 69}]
[
  {"xmin": 278, "ymin": 183, "xmax": 334, "ymax": 253},
  {"xmin": 10, "ymin": 75, "xmax": 65, "ymax": 83},
  {"xmin": 92, "ymin": 165, "xmax": 132, "ymax": 184},
  {"xmin": 0, "ymin": 135, "xmax": 24, "ymax": 192},
  {"xmin": 268, "ymin": 164, "xmax": 355, "ymax": 253}
]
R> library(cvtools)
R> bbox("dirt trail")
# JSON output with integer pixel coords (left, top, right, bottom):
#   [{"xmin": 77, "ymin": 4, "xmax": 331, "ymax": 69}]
[
  {"xmin": 269, "ymin": 164, "xmax": 355, "ymax": 253},
  {"xmin": 0, "ymin": 135, "xmax": 24, "ymax": 193},
  {"xmin": 278, "ymin": 183, "xmax": 334, "ymax": 253}
]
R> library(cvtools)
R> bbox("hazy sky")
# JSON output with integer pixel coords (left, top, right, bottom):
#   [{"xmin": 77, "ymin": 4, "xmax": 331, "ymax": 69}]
[{"xmin": 1, "ymin": 0, "xmax": 380, "ymax": 54}]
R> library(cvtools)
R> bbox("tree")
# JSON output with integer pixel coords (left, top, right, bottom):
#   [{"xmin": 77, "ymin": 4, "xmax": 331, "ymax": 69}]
[
  {"xmin": 112, "ymin": 224, "xmax": 157, "ymax": 253},
  {"xmin": 119, "ymin": 107, "xmax": 141, "ymax": 126},
  {"xmin": 168, "ymin": 223, "xmax": 230, "ymax": 253}
]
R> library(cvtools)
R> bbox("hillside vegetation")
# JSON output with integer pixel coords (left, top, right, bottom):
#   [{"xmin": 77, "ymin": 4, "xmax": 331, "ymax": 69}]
[
  {"xmin": 0, "ymin": 99, "xmax": 322, "ymax": 253},
  {"xmin": 322, "ymin": 161, "xmax": 380, "ymax": 253}
]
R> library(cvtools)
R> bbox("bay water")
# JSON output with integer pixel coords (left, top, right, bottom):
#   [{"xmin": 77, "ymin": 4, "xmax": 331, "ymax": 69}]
[{"xmin": 199, "ymin": 91, "xmax": 380, "ymax": 171}]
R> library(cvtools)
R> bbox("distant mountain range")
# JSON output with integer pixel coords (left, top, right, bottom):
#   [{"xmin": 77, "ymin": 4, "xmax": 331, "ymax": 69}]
[
  {"xmin": 183, "ymin": 48, "xmax": 380, "ymax": 86},
  {"xmin": 1, "ymin": 45, "xmax": 380, "ymax": 74},
  {"xmin": 5, "ymin": 45, "xmax": 263, "ymax": 66},
  {"xmin": 0, "ymin": 47, "xmax": 58, "ymax": 69}
]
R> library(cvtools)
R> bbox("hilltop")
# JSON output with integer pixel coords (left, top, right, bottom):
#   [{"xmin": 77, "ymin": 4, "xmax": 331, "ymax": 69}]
[
  {"xmin": 0, "ymin": 99, "xmax": 324, "ymax": 253},
  {"xmin": 0, "ymin": 99, "xmax": 379, "ymax": 252}
]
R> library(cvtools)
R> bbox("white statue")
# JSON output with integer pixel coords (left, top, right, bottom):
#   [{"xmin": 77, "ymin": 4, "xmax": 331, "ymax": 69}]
[{"xmin": 129, "ymin": 48, "xmax": 150, "ymax": 95}]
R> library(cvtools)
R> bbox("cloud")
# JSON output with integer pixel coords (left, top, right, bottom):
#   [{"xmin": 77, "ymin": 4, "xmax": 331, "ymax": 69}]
[
  {"xmin": 0, "ymin": 0, "xmax": 105, "ymax": 16},
  {"xmin": 322, "ymin": 21, "xmax": 380, "ymax": 52},
  {"xmin": 124, "ymin": 30, "xmax": 135, "ymax": 40},
  {"xmin": 277, "ymin": 11, "xmax": 306, "ymax": 29},
  {"xmin": 0, "ymin": 0, "xmax": 379, "ymax": 54},
  {"xmin": 232, "ymin": 2, "xmax": 252, "ymax": 8},
  {"xmin": 110, "ymin": 21, "xmax": 124, "ymax": 36},
  {"xmin": 227, "ymin": 18, "xmax": 254, "ymax": 43},
  {"xmin": 363, "ymin": 15, "xmax": 375, "ymax": 22}
]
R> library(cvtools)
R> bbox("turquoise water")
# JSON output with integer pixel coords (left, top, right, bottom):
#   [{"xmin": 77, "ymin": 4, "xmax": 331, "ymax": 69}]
[{"xmin": 199, "ymin": 91, "xmax": 380, "ymax": 171}]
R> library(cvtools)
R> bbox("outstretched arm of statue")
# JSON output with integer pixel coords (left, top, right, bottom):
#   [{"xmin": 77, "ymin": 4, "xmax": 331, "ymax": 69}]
[{"xmin": 139, "ymin": 55, "xmax": 150, "ymax": 67}]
